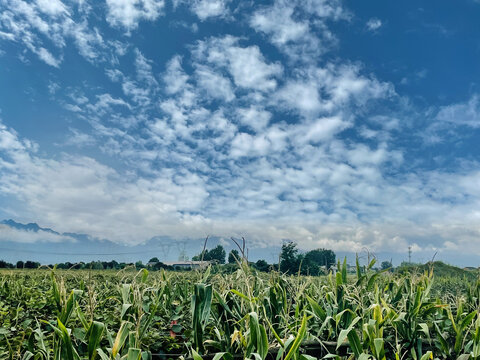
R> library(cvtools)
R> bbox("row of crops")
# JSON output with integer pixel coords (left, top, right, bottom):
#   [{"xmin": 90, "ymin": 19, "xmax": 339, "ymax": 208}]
[{"xmin": 0, "ymin": 258, "xmax": 479, "ymax": 360}]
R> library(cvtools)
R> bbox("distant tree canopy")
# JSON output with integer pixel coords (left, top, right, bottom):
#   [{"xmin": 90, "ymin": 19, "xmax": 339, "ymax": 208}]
[
  {"xmin": 381, "ymin": 261, "xmax": 393, "ymax": 270},
  {"xmin": 280, "ymin": 241, "xmax": 336, "ymax": 275},
  {"xmin": 254, "ymin": 259, "xmax": 270, "ymax": 272},
  {"xmin": 0, "ymin": 260, "xmax": 14, "ymax": 268},
  {"xmin": 228, "ymin": 249, "xmax": 240, "ymax": 263},
  {"xmin": 192, "ymin": 245, "xmax": 226, "ymax": 264},
  {"xmin": 304, "ymin": 249, "xmax": 336, "ymax": 269},
  {"xmin": 24, "ymin": 261, "xmax": 40, "ymax": 269},
  {"xmin": 148, "ymin": 257, "xmax": 160, "ymax": 263}
]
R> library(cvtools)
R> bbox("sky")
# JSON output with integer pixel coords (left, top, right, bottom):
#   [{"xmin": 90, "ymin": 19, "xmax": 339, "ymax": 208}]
[{"xmin": 1, "ymin": 0, "xmax": 480, "ymax": 266}]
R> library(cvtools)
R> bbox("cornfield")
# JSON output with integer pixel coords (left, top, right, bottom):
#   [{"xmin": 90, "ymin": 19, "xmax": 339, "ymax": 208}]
[{"xmin": 0, "ymin": 258, "xmax": 479, "ymax": 360}]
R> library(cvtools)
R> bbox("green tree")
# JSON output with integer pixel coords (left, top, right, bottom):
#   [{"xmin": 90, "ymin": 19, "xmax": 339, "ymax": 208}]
[
  {"xmin": 0, "ymin": 260, "xmax": 13, "ymax": 268},
  {"xmin": 254, "ymin": 259, "xmax": 270, "ymax": 272},
  {"xmin": 193, "ymin": 245, "xmax": 226, "ymax": 264},
  {"xmin": 228, "ymin": 249, "xmax": 240, "ymax": 263},
  {"xmin": 24, "ymin": 261, "xmax": 40, "ymax": 269},
  {"xmin": 381, "ymin": 260, "xmax": 392, "ymax": 270},
  {"xmin": 280, "ymin": 241, "xmax": 301, "ymax": 274},
  {"xmin": 304, "ymin": 249, "xmax": 336, "ymax": 269},
  {"xmin": 148, "ymin": 257, "xmax": 160, "ymax": 263},
  {"xmin": 206, "ymin": 245, "xmax": 226, "ymax": 264},
  {"xmin": 16, "ymin": 260, "xmax": 24, "ymax": 269}
]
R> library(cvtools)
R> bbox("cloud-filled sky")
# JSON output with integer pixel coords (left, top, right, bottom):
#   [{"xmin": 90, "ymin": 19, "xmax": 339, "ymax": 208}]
[{"xmin": 1, "ymin": 0, "xmax": 480, "ymax": 265}]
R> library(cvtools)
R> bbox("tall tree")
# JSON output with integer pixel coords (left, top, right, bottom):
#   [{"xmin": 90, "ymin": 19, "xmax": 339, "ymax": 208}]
[
  {"xmin": 228, "ymin": 249, "xmax": 240, "ymax": 263},
  {"xmin": 304, "ymin": 249, "xmax": 336, "ymax": 269},
  {"xmin": 280, "ymin": 241, "xmax": 300, "ymax": 274},
  {"xmin": 206, "ymin": 245, "xmax": 226, "ymax": 264},
  {"xmin": 193, "ymin": 245, "xmax": 226, "ymax": 264}
]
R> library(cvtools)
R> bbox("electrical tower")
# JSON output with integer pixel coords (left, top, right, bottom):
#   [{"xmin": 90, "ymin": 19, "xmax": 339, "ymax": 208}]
[{"xmin": 408, "ymin": 246, "xmax": 412, "ymax": 264}]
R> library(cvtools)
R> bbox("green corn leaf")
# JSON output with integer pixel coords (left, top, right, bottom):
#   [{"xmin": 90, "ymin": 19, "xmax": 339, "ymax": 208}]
[
  {"xmin": 96, "ymin": 349, "xmax": 109, "ymax": 360},
  {"xmin": 284, "ymin": 312, "xmax": 308, "ymax": 360},
  {"xmin": 112, "ymin": 321, "xmax": 131, "ymax": 358},
  {"xmin": 342, "ymin": 257, "xmax": 348, "ymax": 284},
  {"xmin": 306, "ymin": 295, "xmax": 326, "ymax": 321},
  {"xmin": 121, "ymin": 284, "xmax": 131, "ymax": 304},
  {"xmin": 141, "ymin": 268, "xmax": 149, "ymax": 283},
  {"xmin": 212, "ymin": 353, "xmax": 233, "ymax": 360},
  {"xmin": 57, "ymin": 318, "xmax": 79, "ymax": 360},
  {"xmin": 347, "ymin": 327, "xmax": 363, "ymax": 358},
  {"xmin": 191, "ymin": 349, "xmax": 203, "ymax": 360},
  {"xmin": 87, "ymin": 321, "xmax": 104, "ymax": 360},
  {"xmin": 373, "ymin": 338, "xmax": 385, "ymax": 360},
  {"xmin": 76, "ymin": 302, "xmax": 89, "ymax": 331},
  {"xmin": 121, "ymin": 303, "xmax": 132, "ymax": 320},
  {"xmin": 127, "ymin": 348, "xmax": 141, "ymax": 360},
  {"xmin": 337, "ymin": 316, "xmax": 361, "ymax": 350},
  {"xmin": 419, "ymin": 351, "xmax": 433, "ymax": 360},
  {"xmin": 358, "ymin": 354, "xmax": 371, "ymax": 360}
]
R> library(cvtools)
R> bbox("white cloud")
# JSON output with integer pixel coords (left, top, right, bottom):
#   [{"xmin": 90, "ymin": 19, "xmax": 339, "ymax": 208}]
[
  {"xmin": 276, "ymin": 64, "xmax": 394, "ymax": 117},
  {"xmin": 250, "ymin": 0, "xmax": 346, "ymax": 62},
  {"xmin": 0, "ymin": 121, "xmax": 209, "ymax": 243},
  {"xmin": 163, "ymin": 55, "xmax": 190, "ymax": 95},
  {"xmin": 236, "ymin": 106, "xmax": 271, "ymax": 132},
  {"xmin": 0, "ymin": 0, "xmax": 121, "ymax": 65},
  {"xmin": 35, "ymin": 46, "xmax": 62, "ymax": 67},
  {"xmin": 227, "ymin": 45, "xmax": 283, "ymax": 91},
  {"xmin": 69, "ymin": 21, "xmax": 104, "ymax": 62},
  {"xmin": 0, "ymin": 225, "xmax": 76, "ymax": 244},
  {"xmin": 300, "ymin": 116, "xmax": 349, "ymax": 143},
  {"xmin": 230, "ymin": 132, "xmax": 271, "ymax": 158},
  {"xmin": 251, "ymin": 1, "xmax": 309, "ymax": 45},
  {"xmin": 195, "ymin": 66, "xmax": 235, "ymax": 102},
  {"xmin": 191, "ymin": 0, "xmax": 229, "ymax": 20},
  {"xmin": 193, "ymin": 36, "xmax": 283, "ymax": 91},
  {"xmin": 105, "ymin": 0, "xmax": 165, "ymax": 31},
  {"xmin": 64, "ymin": 128, "xmax": 96, "ymax": 147},
  {"xmin": 436, "ymin": 94, "xmax": 480, "ymax": 128},
  {"xmin": 35, "ymin": 0, "xmax": 68, "ymax": 17},
  {"xmin": 366, "ymin": 18, "xmax": 382, "ymax": 31},
  {"xmin": 134, "ymin": 49, "xmax": 155, "ymax": 82}
]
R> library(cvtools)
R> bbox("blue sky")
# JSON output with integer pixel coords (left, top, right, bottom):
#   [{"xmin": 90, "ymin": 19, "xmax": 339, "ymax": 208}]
[{"xmin": 1, "ymin": 0, "xmax": 480, "ymax": 265}]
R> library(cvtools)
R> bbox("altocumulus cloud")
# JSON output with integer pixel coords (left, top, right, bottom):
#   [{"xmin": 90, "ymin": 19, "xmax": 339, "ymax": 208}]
[{"xmin": 1, "ymin": 0, "xmax": 480, "ymax": 263}]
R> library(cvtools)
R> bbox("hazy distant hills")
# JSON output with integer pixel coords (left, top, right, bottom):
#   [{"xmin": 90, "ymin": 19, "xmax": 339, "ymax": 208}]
[
  {"xmin": 2, "ymin": 219, "xmax": 56, "ymax": 233},
  {"xmin": 1, "ymin": 219, "xmax": 89, "ymax": 240},
  {"xmin": 0, "ymin": 219, "xmax": 225, "ymax": 264}
]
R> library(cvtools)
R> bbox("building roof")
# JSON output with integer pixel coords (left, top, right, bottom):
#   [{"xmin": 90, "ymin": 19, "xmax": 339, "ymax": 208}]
[{"xmin": 162, "ymin": 261, "xmax": 209, "ymax": 266}]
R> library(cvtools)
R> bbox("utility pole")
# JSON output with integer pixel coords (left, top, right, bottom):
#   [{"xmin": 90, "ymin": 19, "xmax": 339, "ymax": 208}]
[{"xmin": 408, "ymin": 246, "xmax": 412, "ymax": 264}]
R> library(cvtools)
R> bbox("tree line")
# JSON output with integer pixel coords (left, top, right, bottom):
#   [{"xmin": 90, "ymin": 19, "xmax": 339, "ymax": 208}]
[{"xmin": 0, "ymin": 241, "xmax": 339, "ymax": 275}]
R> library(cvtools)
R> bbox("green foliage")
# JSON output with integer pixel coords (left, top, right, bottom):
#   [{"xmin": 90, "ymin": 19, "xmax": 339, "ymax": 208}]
[
  {"xmin": 304, "ymin": 248, "xmax": 336, "ymax": 270},
  {"xmin": 280, "ymin": 241, "xmax": 301, "ymax": 274},
  {"xmin": 0, "ymin": 260, "xmax": 479, "ymax": 359},
  {"xmin": 253, "ymin": 259, "xmax": 269, "ymax": 272},
  {"xmin": 227, "ymin": 250, "xmax": 239, "ymax": 264},
  {"xmin": 193, "ymin": 245, "xmax": 226, "ymax": 264},
  {"xmin": 380, "ymin": 261, "xmax": 392, "ymax": 270}
]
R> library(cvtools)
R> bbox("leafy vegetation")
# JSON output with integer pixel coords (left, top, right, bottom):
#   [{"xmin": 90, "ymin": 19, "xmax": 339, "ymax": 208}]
[{"xmin": 0, "ymin": 258, "xmax": 479, "ymax": 359}]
